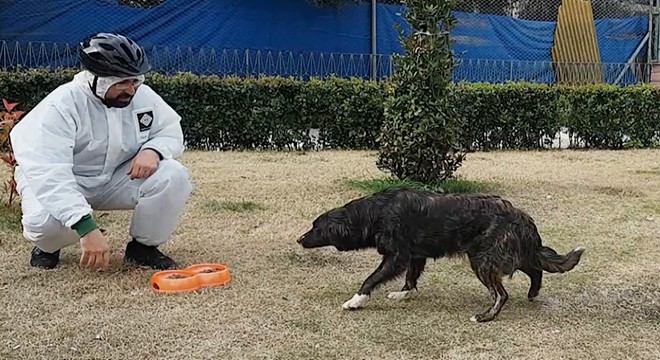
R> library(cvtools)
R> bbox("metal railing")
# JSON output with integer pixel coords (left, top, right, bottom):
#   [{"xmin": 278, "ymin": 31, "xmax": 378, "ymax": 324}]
[{"xmin": 1, "ymin": 40, "xmax": 652, "ymax": 85}]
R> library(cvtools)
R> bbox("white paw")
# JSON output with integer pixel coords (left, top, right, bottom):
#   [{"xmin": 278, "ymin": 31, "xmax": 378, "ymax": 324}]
[
  {"xmin": 470, "ymin": 315, "xmax": 478, "ymax": 322},
  {"xmin": 387, "ymin": 290, "xmax": 412, "ymax": 301},
  {"xmin": 342, "ymin": 294, "xmax": 368, "ymax": 310}
]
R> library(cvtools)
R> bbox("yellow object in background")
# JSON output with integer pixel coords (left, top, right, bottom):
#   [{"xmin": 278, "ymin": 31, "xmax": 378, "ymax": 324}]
[{"xmin": 551, "ymin": 0, "xmax": 603, "ymax": 84}]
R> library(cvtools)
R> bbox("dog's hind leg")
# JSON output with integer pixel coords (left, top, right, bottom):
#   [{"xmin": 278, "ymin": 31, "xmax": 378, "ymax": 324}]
[
  {"xmin": 469, "ymin": 256, "xmax": 497, "ymax": 301},
  {"xmin": 387, "ymin": 257, "xmax": 427, "ymax": 301},
  {"xmin": 342, "ymin": 254, "xmax": 406, "ymax": 310},
  {"xmin": 469, "ymin": 258, "xmax": 509, "ymax": 323},
  {"xmin": 520, "ymin": 267, "xmax": 542, "ymax": 301}
]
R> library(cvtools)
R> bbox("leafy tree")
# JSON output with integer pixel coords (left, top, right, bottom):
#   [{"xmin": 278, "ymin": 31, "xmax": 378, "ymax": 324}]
[{"xmin": 376, "ymin": 0, "xmax": 466, "ymax": 184}]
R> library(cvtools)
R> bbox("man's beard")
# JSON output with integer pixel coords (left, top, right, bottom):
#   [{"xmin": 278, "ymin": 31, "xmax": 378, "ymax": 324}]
[{"xmin": 103, "ymin": 95, "xmax": 134, "ymax": 108}]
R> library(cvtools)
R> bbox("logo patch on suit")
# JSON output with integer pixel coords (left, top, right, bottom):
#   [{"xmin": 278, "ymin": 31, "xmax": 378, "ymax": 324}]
[{"xmin": 137, "ymin": 111, "xmax": 154, "ymax": 132}]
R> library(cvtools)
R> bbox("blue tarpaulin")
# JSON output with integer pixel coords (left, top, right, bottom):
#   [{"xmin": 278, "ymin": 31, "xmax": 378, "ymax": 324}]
[
  {"xmin": 376, "ymin": 9, "xmax": 560, "ymax": 82},
  {"xmin": 0, "ymin": 0, "xmax": 650, "ymax": 83},
  {"xmin": 0, "ymin": 0, "xmax": 371, "ymax": 54},
  {"xmin": 377, "ymin": 4, "xmax": 648, "ymax": 83}
]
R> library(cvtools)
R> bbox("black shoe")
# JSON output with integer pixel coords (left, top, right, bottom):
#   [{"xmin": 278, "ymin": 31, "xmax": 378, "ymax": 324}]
[
  {"xmin": 30, "ymin": 247, "xmax": 60, "ymax": 269},
  {"xmin": 124, "ymin": 239, "xmax": 177, "ymax": 270}
]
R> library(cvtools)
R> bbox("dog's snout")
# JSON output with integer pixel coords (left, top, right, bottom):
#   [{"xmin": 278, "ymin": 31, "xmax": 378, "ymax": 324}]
[{"xmin": 297, "ymin": 235, "xmax": 304, "ymax": 244}]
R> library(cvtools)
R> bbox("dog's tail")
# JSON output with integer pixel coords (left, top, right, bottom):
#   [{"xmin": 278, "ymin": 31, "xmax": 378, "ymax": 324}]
[{"xmin": 537, "ymin": 246, "xmax": 586, "ymax": 273}]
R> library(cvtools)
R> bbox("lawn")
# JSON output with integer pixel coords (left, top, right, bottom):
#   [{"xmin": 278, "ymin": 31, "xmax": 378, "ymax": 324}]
[{"xmin": 1, "ymin": 149, "xmax": 659, "ymax": 360}]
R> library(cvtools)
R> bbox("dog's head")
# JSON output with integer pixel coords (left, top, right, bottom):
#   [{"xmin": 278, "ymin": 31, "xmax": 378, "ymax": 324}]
[{"xmin": 297, "ymin": 207, "xmax": 354, "ymax": 251}]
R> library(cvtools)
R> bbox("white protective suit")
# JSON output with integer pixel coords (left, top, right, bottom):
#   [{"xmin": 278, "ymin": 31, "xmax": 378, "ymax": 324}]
[{"xmin": 10, "ymin": 70, "xmax": 193, "ymax": 253}]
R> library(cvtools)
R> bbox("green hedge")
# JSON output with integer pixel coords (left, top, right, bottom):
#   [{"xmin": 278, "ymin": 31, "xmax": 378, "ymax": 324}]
[
  {"xmin": 0, "ymin": 68, "xmax": 386, "ymax": 150},
  {"xmin": 560, "ymin": 84, "xmax": 660, "ymax": 149},
  {"xmin": 1, "ymin": 68, "xmax": 659, "ymax": 151}
]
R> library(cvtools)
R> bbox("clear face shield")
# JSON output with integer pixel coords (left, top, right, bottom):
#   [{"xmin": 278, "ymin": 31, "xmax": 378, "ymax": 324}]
[{"xmin": 85, "ymin": 71, "xmax": 145, "ymax": 107}]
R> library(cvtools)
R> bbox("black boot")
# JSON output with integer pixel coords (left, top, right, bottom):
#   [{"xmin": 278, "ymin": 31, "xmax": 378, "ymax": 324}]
[
  {"xmin": 124, "ymin": 239, "xmax": 177, "ymax": 270},
  {"xmin": 30, "ymin": 247, "xmax": 60, "ymax": 269}
]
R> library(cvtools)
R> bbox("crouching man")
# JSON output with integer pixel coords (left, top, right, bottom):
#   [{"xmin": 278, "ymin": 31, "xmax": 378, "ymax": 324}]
[{"xmin": 9, "ymin": 32, "xmax": 193, "ymax": 270}]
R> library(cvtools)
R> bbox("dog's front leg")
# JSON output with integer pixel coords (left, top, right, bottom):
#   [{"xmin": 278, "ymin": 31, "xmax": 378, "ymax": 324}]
[
  {"xmin": 342, "ymin": 254, "xmax": 406, "ymax": 310},
  {"xmin": 388, "ymin": 257, "xmax": 427, "ymax": 301}
]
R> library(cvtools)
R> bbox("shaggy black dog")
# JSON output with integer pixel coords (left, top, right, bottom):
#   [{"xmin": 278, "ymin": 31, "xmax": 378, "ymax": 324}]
[{"xmin": 297, "ymin": 187, "xmax": 585, "ymax": 322}]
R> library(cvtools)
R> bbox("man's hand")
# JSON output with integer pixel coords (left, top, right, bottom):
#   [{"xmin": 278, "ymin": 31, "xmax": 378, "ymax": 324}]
[
  {"xmin": 80, "ymin": 228, "xmax": 110, "ymax": 270},
  {"xmin": 127, "ymin": 149, "xmax": 160, "ymax": 180}
]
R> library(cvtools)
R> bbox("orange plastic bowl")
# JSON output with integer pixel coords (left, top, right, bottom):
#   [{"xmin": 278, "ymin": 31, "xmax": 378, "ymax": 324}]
[
  {"xmin": 150, "ymin": 270, "xmax": 201, "ymax": 294},
  {"xmin": 185, "ymin": 263, "xmax": 231, "ymax": 287}
]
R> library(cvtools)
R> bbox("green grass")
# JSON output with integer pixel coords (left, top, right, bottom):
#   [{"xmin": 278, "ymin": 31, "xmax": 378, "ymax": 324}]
[
  {"xmin": 342, "ymin": 176, "xmax": 498, "ymax": 195},
  {"xmin": 0, "ymin": 202, "xmax": 22, "ymax": 233},
  {"xmin": 642, "ymin": 201, "xmax": 660, "ymax": 214}
]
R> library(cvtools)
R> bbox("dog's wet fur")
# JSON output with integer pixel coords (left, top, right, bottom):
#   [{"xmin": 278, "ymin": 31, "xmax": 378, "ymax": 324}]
[{"xmin": 297, "ymin": 187, "xmax": 585, "ymax": 322}]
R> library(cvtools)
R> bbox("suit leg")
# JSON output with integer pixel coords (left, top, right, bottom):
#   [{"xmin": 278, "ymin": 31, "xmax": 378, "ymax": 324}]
[
  {"xmin": 89, "ymin": 158, "xmax": 193, "ymax": 247},
  {"xmin": 18, "ymin": 185, "xmax": 79, "ymax": 253}
]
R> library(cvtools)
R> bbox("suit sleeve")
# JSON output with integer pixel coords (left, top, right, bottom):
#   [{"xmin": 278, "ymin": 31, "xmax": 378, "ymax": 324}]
[
  {"xmin": 140, "ymin": 93, "xmax": 184, "ymax": 160},
  {"xmin": 10, "ymin": 103, "xmax": 95, "ymax": 232}
]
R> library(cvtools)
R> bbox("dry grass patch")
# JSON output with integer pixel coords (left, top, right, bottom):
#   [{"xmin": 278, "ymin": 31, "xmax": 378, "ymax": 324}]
[
  {"xmin": 1, "ymin": 149, "xmax": 660, "ymax": 359},
  {"xmin": 203, "ymin": 199, "xmax": 267, "ymax": 213}
]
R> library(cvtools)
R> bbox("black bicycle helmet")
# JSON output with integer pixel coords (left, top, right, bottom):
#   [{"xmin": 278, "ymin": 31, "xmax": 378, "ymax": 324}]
[{"xmin": 78, "ymin": 32, "xmax": 151, "ymax": 77}]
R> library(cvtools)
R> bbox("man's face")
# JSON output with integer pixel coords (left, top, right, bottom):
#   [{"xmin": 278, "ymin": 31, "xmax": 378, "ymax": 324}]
[{"xmin": 104, "ymin": 78, "xmax": 141, "ymax": 108}]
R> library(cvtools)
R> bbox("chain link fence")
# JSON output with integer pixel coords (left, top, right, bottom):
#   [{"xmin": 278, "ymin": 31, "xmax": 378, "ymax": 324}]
[
  {"xmin": 0, "ymin": 0, "xmax": 656, "ymax": 85},
  {"xmin": 451, "ymin": 0, "xmax": 649, "ymax": 20},
  {"xmin": 376, "ymin": 0, "xmax": 653, "ymax": 84}
]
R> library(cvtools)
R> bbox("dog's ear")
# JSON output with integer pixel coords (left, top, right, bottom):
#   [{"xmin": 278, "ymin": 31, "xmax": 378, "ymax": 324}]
[
  {"xmin": 326, "ymin": 208, "xmax": 351, "ymax": 239},
  {"xmin": 330, "ymin": 221, "xmax": 349, "ymax": 239}
]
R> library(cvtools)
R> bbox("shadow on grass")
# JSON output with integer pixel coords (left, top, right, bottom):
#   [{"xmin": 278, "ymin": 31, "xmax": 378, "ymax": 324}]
[
  {"xmin": 342, "ymin": 176, "xmax": 499, "ymax": 195},
  {"xmin": 203, "ymin": 199, "xmax": 266, "ymax": 213}
]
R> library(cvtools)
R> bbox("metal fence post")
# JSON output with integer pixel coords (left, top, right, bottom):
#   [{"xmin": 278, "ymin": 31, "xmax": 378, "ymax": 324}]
[
  {"xmin": 648, "ymin": 0, "xmax": 653, "ymax": 71},
  {"xmin": 370, "ymin": 0, "xmax": 377, "ymax": 80},
  {"xmin": 655, "ymin": 0, "xmax": 660, "ymax": 64}
]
